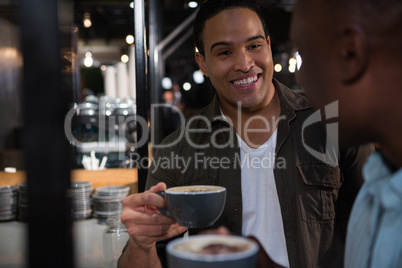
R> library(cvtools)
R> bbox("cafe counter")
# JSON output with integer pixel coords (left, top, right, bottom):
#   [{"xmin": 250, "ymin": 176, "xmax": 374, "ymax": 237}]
[
  {"xmin": 0, "ymin": 168, "xmax": 138, "ymax": 267},
  {"xmin": 0, "ymin": 168, "xmax": 138, "ymax": 193},
  {"xmin": 0, "ymin": 218, "xmax": 116, "ymax": 268}
]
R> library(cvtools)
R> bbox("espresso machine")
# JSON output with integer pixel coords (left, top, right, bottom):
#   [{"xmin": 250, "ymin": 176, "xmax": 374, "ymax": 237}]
[{"xmin": 69, "ymin": 96, "xmax": 136, "ymax": 168}]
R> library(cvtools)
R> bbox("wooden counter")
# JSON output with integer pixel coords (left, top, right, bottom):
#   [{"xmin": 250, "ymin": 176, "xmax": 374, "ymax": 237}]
[{"xmin": 0, "ymin": 168, "xmax": 138, "ymax": 194}]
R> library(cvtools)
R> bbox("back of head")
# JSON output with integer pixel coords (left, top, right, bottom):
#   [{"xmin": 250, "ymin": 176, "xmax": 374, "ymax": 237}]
[
  {"xmin": 326, "ymin": 0, "xmax": 402, "ymax": 59},
  {"xmin": 326, "ymin": 0, "xmax": 402, "ymax": 24},
  {"xmin": 193, "ymin": 0, "xmax": 269, "ymax": 56},
  {"xmin": 292, "ymin": 0, "xmax": 402, "ymax": 148}
]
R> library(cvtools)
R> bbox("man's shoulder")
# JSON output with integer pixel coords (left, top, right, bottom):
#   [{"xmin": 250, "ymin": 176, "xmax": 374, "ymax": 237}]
[{"xmin": 274, "ymin": 79, "xmax": 312, "ymax": 112}]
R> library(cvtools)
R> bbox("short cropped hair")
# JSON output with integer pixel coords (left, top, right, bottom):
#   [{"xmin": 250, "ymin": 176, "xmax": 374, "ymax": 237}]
[{"xmin": 193, "ymin": 0, "xmax": 269, "ymax": 56}]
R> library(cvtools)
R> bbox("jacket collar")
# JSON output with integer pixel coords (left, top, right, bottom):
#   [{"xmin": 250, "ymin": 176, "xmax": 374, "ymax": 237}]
[{"xmin": 273, "ymin": 78, "xmax": 311, "ymax": 112}]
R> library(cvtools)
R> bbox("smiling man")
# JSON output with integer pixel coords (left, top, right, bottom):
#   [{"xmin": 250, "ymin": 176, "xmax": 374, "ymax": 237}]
[
  {"xmin": 118, "ymin": 1, "xmax": 373, "ymax": 267},
  {"xmin": 194, "ymin": 6, "xmax": 279, "ymax": 148}
]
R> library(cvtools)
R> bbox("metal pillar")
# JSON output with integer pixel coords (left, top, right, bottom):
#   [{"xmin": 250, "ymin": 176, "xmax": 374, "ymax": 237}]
[
  {"xmin": 20, "ymin": 0, "xmax": 74, "ymax": 267},
  {"xmin": 149, "ymin": 0, "xmax": 164, "ymax": 145},
  {"xmin": 134, "ymin": 0, "xmax": 148, "ymax": 193}
]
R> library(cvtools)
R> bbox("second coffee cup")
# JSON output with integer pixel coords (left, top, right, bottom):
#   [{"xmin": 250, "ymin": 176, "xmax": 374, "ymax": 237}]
[{"xmin": 157, "ymin": 185, "xmax": 226, "ymax": 228}]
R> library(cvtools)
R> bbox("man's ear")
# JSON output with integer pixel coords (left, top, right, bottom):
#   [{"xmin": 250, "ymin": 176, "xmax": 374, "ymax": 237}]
[
  {"xmin": 195, "ymin": 52, "xmax": 208, "ymax": 77},
  {"xmin": 338, "ymin": 24, "xmax": 368, "ymax": 83},
  {"xmin": 266, "ymin": 35, "xmax": 271, "ymax": 47}
]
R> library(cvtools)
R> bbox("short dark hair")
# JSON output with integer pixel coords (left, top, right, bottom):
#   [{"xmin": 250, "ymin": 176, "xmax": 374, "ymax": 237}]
[{"xmin": 193, "ymin": 0, "xmax": 269, "ymax": 56}]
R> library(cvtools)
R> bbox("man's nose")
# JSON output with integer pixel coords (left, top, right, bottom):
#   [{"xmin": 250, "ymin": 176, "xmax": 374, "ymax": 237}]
[{"xmin": 233, "ymin": 51, "xmax": 254, "ymax": 72}]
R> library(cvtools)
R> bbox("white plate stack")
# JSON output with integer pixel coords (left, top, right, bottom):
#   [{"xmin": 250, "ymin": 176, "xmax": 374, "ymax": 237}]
[
  {"xmin": 92, "ymin": 186, "xmax": 130, "ymax": 220},
  {"xmin": 69, "ymin": 181, "xmax": 93, "ymax": 220},
  {"xmin": 0, "ymin": 185, "xmax": 19, "ymax": 221}
]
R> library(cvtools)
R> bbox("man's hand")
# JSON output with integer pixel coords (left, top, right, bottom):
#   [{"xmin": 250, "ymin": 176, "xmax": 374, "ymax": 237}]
[
  {"xmin": 118, "ymin": 182, "xmax": 188, "ymax": 268},
  {"xmin": 121, "ymin": 182, "xmax": 188, "ymax": 250}
]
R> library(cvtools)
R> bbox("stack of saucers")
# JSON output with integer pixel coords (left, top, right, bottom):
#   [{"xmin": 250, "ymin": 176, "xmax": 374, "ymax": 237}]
[
  {"xmin": 18, "ymin": 182, "xmax": 29, "ymax": 222},
  {"xmin": 0, "ymin": 185, "xmax": 19, "ymax": 221},
  {"xmin": 69, "ymin": 181, "xmax": 93, "ymax": 220},
  {"xmin": 92, "ymin": 186, "xmax": 130, "ymax": 221}
]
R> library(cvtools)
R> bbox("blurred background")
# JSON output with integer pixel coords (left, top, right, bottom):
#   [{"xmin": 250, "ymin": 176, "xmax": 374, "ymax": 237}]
[
  {"xmin": 0, "ymin": 2, "xmax": 299, "ymax": 266},
  {"xmin": 0, "ymin": 0, "xmax": 298, "ymax": 169}
]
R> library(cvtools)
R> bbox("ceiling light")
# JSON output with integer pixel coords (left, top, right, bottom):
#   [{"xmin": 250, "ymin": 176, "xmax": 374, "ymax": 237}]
[
  {"xmin": 161, "ymin": 77, "xmax": 173, "ymax": 89},
  {"xmin": 83, "ymin": 19, "xmax": 91, "ymax": 28},
  {"xmin": 274, "ymin": 63, "xmax": 282, "ymax": 72},
  {"xmin": 121, "ymin": 54, "xmax": 129, "ymax": 63},
  {"xmin": 126, "ymin": 35, "xmax": 134, "ymax": 45},
  {"xmin": 288, "ymin": 64, "xmax": 296, "ymax": 73},
  {"xmin": 84, "ymin": 52, "xmax": 93, "ymax": 67},
  {"xmin": 289, "ymin": 57, "xmax": 296, "ymax": 66},
  {"xmin": 130, "ymin": 2, "xmax": 134, "ymax": 8},
  {"xmin": 83, "ymin": 12, "xmax": 92, "ymax": 28},
  {"xmin": 193, "ymin": 70, "xmax": 204, "ymax": 84},
  {"xmin": 183, "ymin": 82, "xmax": 191, "ymax": 91},
  {"xmin": 188, "ymin": 1, "xmax": 198, "ymax": 8},
  {"xmin": 84, "ymin": 57, "xmax": 93, "ymax": 67}
]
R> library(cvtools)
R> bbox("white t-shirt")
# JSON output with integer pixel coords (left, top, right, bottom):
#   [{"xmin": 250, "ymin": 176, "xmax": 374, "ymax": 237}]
[{"xmin": 237, "ymin": 129, "xmax": 290, "ymax": 267}]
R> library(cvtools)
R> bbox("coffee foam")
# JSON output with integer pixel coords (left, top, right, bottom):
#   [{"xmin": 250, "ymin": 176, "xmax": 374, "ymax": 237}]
[
  {"xmin": 168, "ymin": 185, "xmax": 223, "ymax": 193},
  {"xmin": 173, "ymin": 236, "xmax": 252, "ymax": 255}
]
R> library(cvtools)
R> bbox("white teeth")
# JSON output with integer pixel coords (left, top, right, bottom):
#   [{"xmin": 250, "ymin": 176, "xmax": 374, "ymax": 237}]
[{"xmin": 233, "ymin": 75, "xmax": 258, "ymax": 86}]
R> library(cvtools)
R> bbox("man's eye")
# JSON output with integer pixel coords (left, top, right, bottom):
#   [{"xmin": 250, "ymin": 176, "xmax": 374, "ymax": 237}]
[
  {"xmin": 218, "ymin": 50, "xmax": 231, "ymax": 56},
  {"xmin": 248, "ymin": 44, "xmax": 260, "ymax": 50}
]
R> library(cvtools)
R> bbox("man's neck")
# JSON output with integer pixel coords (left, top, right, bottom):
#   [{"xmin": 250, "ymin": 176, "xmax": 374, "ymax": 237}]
[{"xmin": 220, "ymin": 89, "xmax": 281, "ymax": 148}]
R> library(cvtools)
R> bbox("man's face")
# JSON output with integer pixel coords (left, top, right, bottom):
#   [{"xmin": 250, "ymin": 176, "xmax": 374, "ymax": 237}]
[
  {"xmin": 290, "ymin": 0, "xmax": 339, "ymax": 110},
  {"xmin": 195, "ymin": 8, "xmax": 274, "ymax": 111}
]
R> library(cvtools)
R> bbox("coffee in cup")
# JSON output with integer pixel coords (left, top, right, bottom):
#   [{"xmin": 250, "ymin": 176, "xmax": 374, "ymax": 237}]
[
  {"xmin": 157, "ymin": 185, "xmax": 226, "ymax": 228},
  {"xmin": 167, "ymin": 234, "xmax": 258, "ymax": 268}
]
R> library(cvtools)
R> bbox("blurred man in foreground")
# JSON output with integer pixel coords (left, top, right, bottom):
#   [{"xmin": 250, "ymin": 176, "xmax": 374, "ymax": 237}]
[{"xmin": 291, "ymin": 0, "xmax": 402, "ymax": 267}]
